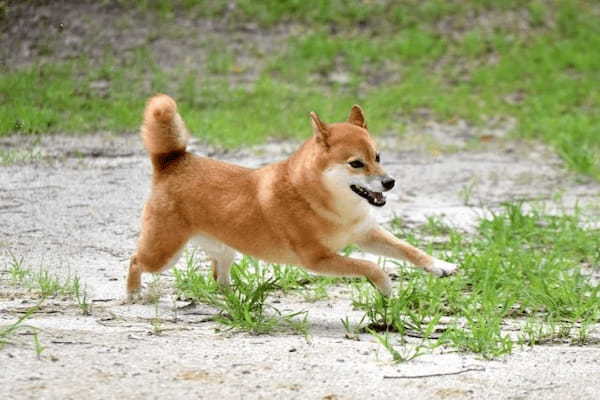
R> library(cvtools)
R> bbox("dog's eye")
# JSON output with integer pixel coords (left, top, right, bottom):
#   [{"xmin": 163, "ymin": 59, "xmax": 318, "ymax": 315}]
[
  {"xmin": 348, "ymin": 160, "xmax": 365, "ymax": 168},
  {"xmin": 375, "ymin": 153, "xmax": 380, "ymax": 163}
]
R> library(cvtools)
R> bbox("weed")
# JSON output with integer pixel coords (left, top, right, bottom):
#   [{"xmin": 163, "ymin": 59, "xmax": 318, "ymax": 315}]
[
  {"xmin": 7, "ymin": 254, "xmax": 28, "ymax": 283},
  {"xmin": 419, "ymin": 215, "xmax": 453, "ymax": 236},
  {"xmin": 150, "ymin": 301, "xmax": 164, "ymax": 335},
  {"xmin": 341, "ymin": 315, "xmax": 366, "ymax": 341},
  {"xmin": 32, "ymin": 332, "xmax": 45, "ymax": 359},
  {"xmin": 270, "ymin": 263, "xmax": 339, "ymax": 302},
  {"xmin": 174, "ymin": 256, "xmax": 309, "ymax": 335},
  {"xmin": 518, "ymin": 319, "xmax": 574, "ymax": 346},
  {"xmin": 0, "ymin": 306, "xmax": 36, "ymax": 349},
  {"xmin": 271, "ymin": 264, "xmax": 312, "ymax": 293},
  {"xmin": 459, "ymin": 178, "xmax": 478, "ymax": 206},
  {"xmin": 0, "ymin": 148, "xmax": 42, "ymax": 165},
  {"xmin": 369, "ymin": 330, "xmax": 427, "ymax": 363},
  {"xmin": 0, "ymin": 303, "xmax": 47, "ymax": 358},
  {"xmin": 14, "ymin": 266, "xmax": 74, "ymax": 298},
  {"xmin": 2, "ymin": 256, "xmax": 93, "ymax": 355},
  {"xmin": 72, "ymin": 276, "xmax": 92, "ymax": 316},
  {"xmin": 352, "ymin": 203, "xmax": 600, "ymax": 360},
  {"xmin": 145, "ymin": 274, "xmax": 164, "ymax": 305},
  {"xmin": 35, "ymin": 269, "xmax": 68, "ymax": 297},
  {"xmin": 302, "ymin": 281, "xmax": 330, "ymax": 303},
  {"xmin": 442, "ymin": 317, "xmax": 514, "ymax": 359},
  {"xmin": 5, "ymin": 253, "xmax": 92, "ymax": 315}
]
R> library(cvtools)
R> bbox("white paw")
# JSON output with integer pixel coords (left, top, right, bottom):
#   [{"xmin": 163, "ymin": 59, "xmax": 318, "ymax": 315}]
[
  {"xmin": 428, "ymin": 259, "xmax": 458, "ymax": 277},
  {"xmin": 378, "ymin": 275, "xmax": 393, "ymax": 297}
]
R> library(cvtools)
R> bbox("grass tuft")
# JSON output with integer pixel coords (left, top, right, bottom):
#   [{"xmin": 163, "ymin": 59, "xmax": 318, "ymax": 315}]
[
  {"xmin": 0, "ymin": 306, "xmax": 37, "ymax": 350},
  {"xmin": 174, "ymin": 255, "xmax": 309, "ymax": 335},
  {"xmin": 5, "ymin": 253, "xmax": 92, "ymax": 314},
  {"xmin": 7, "ymin": 254, "xmax": 79, "ymax": 298},
  {"xmin": 353, "ymin": 203, "xmax": 600, "ymax": 360}
]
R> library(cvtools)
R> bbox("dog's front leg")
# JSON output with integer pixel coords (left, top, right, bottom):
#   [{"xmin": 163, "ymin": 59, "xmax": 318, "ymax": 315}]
[
  {"xmin": 357, "ymin": 226, "xmax": 458, "ymax": 277},
  {"xmin": 302, "ymin": 250, "xmax": 392, "ymax": 296}
]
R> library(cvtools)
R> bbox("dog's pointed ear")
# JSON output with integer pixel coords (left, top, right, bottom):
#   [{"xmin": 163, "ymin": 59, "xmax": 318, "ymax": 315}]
[
  {"xmin": 310, "ymin": 111, "xmax": 330, "ymax": 148},
  {"xmin": 348, "ymin": 105, "xmax": 367, "ymax": 129}
]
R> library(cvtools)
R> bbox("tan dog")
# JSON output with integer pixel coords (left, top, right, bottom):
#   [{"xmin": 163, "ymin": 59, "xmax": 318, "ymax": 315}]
[{"xmin": 126, "ymin": 94, "xmax": 458, "ymax": 301}]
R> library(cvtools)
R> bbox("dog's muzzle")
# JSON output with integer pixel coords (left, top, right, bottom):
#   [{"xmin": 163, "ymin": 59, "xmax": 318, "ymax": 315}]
[
  {"xmin": 350, "ymin": 184, "xmax": 385, "ymax": 206},
  {"xmin": 350, "ymin": 176, "xmax": 395, "ymax": 207}
]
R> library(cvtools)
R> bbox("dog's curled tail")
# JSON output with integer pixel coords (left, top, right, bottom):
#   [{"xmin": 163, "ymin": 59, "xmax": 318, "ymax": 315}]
[{"xmin": 140, "ymin": 94, "xmax": 189, "ymax": 169}]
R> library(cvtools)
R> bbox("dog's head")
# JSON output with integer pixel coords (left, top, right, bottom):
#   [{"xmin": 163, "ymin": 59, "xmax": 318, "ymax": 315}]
[{"xmin": 310, "ymin": 106, "xmax": 395, "ymax": 208}]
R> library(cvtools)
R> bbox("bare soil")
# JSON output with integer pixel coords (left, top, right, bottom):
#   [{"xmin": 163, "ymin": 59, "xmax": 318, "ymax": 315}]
[
  {"xmin": 2, "ymin": 2, "xmax": 600, "ymax": 399},
  {"xmin": 1, "ymin": 0, "xmax": 288, "ymax": 87},
  {"xmin": 1, "ymin": 129, "xmax": 600, "ymax": 400}
]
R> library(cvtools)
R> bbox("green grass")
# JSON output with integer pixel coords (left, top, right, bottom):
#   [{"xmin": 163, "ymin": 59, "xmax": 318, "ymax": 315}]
[
  {"xmin": 132, "ymin": 0, "xmax": 543, "ymax": 27},
  {"xmin": 353, "ymin": 203, "xmax": 600, "ymax": 359},
  {"xmin": 8, "ymin": 254, "xmax": 76, "ymax": 297},
  {"xmin": 174, "ymin": 255, "xmax": 310, "ymax": 335},
  {"xmin": 6, "ymin": 254, "xmax": 92, "ymax": 314},
  {"xmin": 1, "ymin": 255, "xmax": 91, "ymax": 352},
  {"xmin": 173, "ymin": 249, "xmax": 357, "ymax": 335},
  {"xmin": 0, "ymin": 306, "xmax": 37, "ymax": 350},
  {"xmin": 0, "ymin": 307, "xmax": 45, "ymax": 358},
  {"xmin": 2, "ymin": 1, "xmax": 600, "ymax": 176},
  {"xmin": 0, "ymin": 146, "xmax": 42, "ymax": 165}
]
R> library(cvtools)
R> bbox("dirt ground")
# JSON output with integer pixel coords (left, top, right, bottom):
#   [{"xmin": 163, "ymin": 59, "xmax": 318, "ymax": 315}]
[
  {"xmin": 3, "ymin": 2, "xmax": 600, "ymax": 399},
  {"xmin": 1, "ymin": 127, "xmax": 600, "ymax": 400}
]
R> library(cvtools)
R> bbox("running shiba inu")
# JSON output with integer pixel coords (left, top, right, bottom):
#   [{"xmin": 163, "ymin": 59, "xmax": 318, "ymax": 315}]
[{"xmin": 126, "ymin": 94, "xmax": 458, "ymax": 302}]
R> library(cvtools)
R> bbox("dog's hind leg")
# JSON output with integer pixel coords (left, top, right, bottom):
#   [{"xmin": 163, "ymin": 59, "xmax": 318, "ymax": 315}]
[
  {"xmin": 192, "ymin": 235, "xmax": 236, "ymax": 287},
  {"xmin": 357, "ymin": 226, "xmax": 458, "ymax": 277},
  {"xmin": 126, "ymin": 216, "xmax": 190, "ymax": 303},
  {"xmin": 126, "ymin": 255, "xmax": 143, "ymax": 302}
]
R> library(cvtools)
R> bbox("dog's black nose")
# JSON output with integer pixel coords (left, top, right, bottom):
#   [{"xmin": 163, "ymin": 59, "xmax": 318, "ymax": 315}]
[{"xmin": 381, "ymin": 177, "xmax": 395, "ymax": 190}]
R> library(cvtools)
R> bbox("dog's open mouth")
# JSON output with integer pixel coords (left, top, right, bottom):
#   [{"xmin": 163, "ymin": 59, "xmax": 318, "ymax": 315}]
[{"xmin": 350, "ymin": 184, "xmax": 386, "ymax": 207}]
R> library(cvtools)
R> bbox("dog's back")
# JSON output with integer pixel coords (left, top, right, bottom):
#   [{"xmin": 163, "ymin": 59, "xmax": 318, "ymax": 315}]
[{"xmin": 136, "ymin": 95, "xmax": 305, "ymax": 265}]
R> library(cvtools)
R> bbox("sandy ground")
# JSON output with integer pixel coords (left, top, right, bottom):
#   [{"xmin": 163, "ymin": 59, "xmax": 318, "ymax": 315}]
[{"xmin": 1, "ymin": 129, "xmax": 600, "ymax": 400}]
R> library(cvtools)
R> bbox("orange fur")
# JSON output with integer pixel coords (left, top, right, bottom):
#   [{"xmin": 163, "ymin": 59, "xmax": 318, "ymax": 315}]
[{"xmin": 126, "ymin": 95, "xmax": 458, "ymax": 300}]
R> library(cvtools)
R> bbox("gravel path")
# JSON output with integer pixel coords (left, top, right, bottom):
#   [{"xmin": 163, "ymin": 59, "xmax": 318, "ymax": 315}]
[{"xmin": 1, "ymin": 132, "xmax": 599, "ymax": 400}]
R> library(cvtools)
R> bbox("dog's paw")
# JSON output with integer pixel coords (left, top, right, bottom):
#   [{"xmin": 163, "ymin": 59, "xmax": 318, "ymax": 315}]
[
  {"xmin": 428, "ymin": 259, "xmax": 459, "ymax": 277},
  {"xmin": 366, "ymin": 273, "xmax": 393, "ymax": 297},
  {"xmin": 122, "ymin": 289, "xmax": 143, "ymax": 305},
  {"xmin": 377, "ymin": 275, "xmax": 394, "ymax": 297}
]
